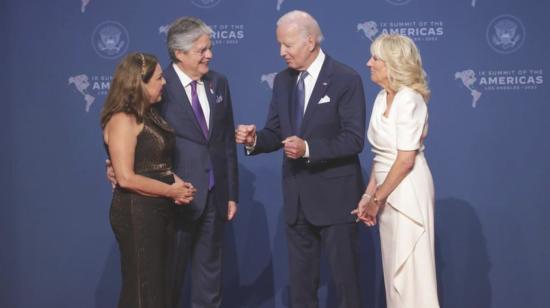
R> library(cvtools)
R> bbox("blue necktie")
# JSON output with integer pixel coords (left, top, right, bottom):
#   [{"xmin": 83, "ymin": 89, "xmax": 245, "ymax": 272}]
[
  {"xmin": 190, "ymin": 80, "xmax": 214, "ymax": 189},
  {"xmin": 294, "ymin": 71, "xmax": 308, "ymax": 135}
]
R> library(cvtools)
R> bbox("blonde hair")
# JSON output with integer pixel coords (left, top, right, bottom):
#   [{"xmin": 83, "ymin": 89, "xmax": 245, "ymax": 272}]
[{"xmin": 370, "ymin": 34, "xmax": 430, "ymax": 102}]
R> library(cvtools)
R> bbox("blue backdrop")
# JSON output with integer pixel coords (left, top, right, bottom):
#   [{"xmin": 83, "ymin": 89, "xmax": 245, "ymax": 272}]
[{"xmin": 2, "ymin": 0, "xmax": 549, "ymax": 307}]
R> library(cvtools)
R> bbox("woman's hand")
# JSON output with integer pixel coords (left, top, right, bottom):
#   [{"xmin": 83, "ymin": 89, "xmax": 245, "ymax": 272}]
[
  {"xmin": 351, "ymin": 191, "xmax": 384, "ymax": 227},
  {"xmin": 363, "ymin": 198, "xmax": 383, "ymax": 227}
]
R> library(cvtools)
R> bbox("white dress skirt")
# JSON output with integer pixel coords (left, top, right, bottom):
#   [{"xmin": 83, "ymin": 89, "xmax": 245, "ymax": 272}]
[{"xmin": 367, "ymin": 87, "xmax": 440, "ymax": 308}]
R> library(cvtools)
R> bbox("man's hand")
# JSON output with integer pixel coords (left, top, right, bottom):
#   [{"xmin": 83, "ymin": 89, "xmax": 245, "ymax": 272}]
[
  {"xmin": 227, "ymin": 201, "xmax": 238, "ymax": 221},
  {"xmin": 282, "ymin": 136, "xmax": 306, "ymax": 159},
  {"xmin": 106, "ymin": 159, "xmax": 117, "ymax": 189},
  {"xmin": 351, "ymin": 194, "xmax": 382, "ymax": 227},
  {"xmin": 169, "ymin": 181, "xmax": 196, "ymax": 205},
  {"xmin": 235, "ymin": 124, "xmax": 256, "ymax": 146}
]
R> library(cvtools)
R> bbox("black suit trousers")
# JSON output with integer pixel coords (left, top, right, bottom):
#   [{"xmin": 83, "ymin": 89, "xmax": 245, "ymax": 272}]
[
  {"xmin": 172, "ymin": 189, "xmax": 225, "ymax": 308},
  {"xmin": 286, "ymin": 203, "xmax": 362, "ymax": 308}
]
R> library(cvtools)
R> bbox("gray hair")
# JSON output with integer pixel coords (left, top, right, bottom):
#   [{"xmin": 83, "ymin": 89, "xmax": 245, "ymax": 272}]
[
  {"xmin": 277, "ymin": 10, "xmax": 324, "ymax": 44},
  {"xmin": 167, "ymin": 17, "xmax": 213, "ymax": 62}
]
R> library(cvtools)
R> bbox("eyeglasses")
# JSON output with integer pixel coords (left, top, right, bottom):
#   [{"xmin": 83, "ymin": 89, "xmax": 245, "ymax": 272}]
[{"xmin": 189, "ymin": 46, "xmax": 212, "ymax": 56}]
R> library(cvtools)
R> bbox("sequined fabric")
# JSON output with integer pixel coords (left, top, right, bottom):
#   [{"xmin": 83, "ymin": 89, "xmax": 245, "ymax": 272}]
[{"xmin": 131, "ymin": 109, "xmax": 174, "ymax": 177}]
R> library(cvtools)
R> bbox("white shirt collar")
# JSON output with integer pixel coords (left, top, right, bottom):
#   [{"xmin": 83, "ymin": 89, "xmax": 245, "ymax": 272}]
[
  {"xmin": 303, "ymin": 49, "xmax": 325, "ymax": 79},
  {"xmin": 172, "ymin": 63, "xmax": 204, "ymax": 87}
]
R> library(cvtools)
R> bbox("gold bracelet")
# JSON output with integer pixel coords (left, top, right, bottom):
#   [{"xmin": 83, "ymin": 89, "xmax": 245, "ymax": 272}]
[{"xmin": 372, "ymin": 195, "xmax": 384, "ymax": 206}]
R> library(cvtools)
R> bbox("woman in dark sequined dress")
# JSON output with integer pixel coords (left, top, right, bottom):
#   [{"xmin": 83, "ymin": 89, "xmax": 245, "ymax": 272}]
[{"xmin": 100, "ymin": 53, "xmax": 195, "ymax": 308}]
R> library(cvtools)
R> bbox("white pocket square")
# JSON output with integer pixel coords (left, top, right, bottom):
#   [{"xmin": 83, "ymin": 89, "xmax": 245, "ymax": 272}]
[{"xmin": 318, "ymin": 95, "xmax": 331, "ymax": 104}]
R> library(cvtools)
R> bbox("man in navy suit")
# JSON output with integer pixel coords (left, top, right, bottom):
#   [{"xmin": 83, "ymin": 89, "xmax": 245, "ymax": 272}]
[
  {"xmin": 235, "ymin": 10, "xmax": 366, "ymax": 308},
  {"xmin": 161, "ymin": 17, "xmax": 238, "ymax": 308}
]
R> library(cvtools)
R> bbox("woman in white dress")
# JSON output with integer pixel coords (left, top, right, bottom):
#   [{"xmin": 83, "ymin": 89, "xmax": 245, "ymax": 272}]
[{"xmin": 354, "ymin": 34, "xmax": 440, "ymax": 308}]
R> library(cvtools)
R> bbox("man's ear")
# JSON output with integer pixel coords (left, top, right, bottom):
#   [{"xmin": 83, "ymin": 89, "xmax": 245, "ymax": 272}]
[
  {"xmin": 174, "ymin": 49, "xmax": 186, "ymax": 62},
  {"xmin": 307, "ymin": 36, "xmax": 316, "ymax": 52}
]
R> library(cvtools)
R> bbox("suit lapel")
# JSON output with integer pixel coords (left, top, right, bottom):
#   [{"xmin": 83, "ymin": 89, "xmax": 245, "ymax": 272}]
[
  {"xmin": 286, "ymin": 70, "xmax": 300, "ymax": 134},
  {"xmin": 301, "ymin": 56, "xmax": 332, "ymax": 132},
  {"xmin": 166, "ymin": 64, "xmax": 208, "ymax": 142},
  {"xmin": 203, "ymin": 74, "xmax": 216, "ymax": 140}
]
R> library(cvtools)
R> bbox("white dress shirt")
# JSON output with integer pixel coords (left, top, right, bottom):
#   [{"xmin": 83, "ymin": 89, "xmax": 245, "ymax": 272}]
[
  {"xmin": 173, "ymin": 63, "xmax": 210, "ymax": 128},
  {"xmin": 247, "ymin": 50, "xmax": 326, "ymax": 158},
  {"xmin": 298, "ymin": 49, "xmax": 325, "ymax": 158},
  {"xmin": 300, "ymin": 49, "xmax": 325, "ymax": 114}
]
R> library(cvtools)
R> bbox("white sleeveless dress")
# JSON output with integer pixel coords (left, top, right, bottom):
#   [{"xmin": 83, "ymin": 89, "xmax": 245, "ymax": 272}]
[{"xmin": 367, "ymin": 86, "xmax": 440, "ymax": 308}]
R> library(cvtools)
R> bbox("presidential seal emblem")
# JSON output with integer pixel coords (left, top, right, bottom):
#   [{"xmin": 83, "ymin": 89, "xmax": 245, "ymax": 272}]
[
  {"xmin": 191, "ymin": 0, "xmax": 221, "ymax": 9},
  {"xmin": 486, "ymin": 15, "xmax": 525, "ymax": 54},
  {"xmin": 92, "ymin": 21, "xmax": 129, "ymax": 59}
]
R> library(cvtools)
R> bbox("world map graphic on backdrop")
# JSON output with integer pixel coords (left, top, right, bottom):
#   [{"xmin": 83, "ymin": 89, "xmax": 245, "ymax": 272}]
[
  {"xmin": 68, "ymin": 73, "xmax": 112, "ymax": 112},
  {"xmin": 455, "ymin": 70, "xmax": 483, "ymax": 108},
  {"xmin": 261, "ymin": 72, "xmax": 277, "ymax": 90},
  {"xmin": 68, "ymin": 74, "xmax": 96, "ymax": 112},
  {"xmin": 159, "ymin": 24, "xmax": 169, "ymax": 35},
  {"xmin": 276, "ymin": 0, "xmax": 285, "ymax": 11},
  {"xmin": 455, "ymin": 68, "xmax": 544, "ymax": 108},
  {"xmin": 80, "ymin": 0, "xmax": 91, "ymax": 13},
  {"xmin": 357, "ymin": 21, "xmax": 378, "ymax": 41}
]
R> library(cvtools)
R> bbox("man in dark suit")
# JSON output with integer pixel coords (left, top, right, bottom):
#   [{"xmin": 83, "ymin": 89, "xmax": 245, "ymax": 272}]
[
  {"xmin": 235, "ymin": 10, "xmax": 366, "ymax": 308},
  {"xmin": 161, "ymin": 17, "xmax": 238, "ymax": 308}
]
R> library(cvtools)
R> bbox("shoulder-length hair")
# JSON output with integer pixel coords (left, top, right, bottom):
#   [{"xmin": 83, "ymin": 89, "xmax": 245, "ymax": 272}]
[
  {"xmin": 370, "ymin": 34, "xmax": 431, "ymax": 102},
  {"xmin": 100, "ymin": 52, "xmax": 159, "ymax": 128}
]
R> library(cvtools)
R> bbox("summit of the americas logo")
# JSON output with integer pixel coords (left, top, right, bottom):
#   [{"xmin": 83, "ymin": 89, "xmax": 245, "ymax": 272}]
[
  {"xmin": 486, "ymin": 15, "xmax": 525, "ymax": 54},
  {"xmin": 159, "ymin": 23, "xmax": 244, "ymax": 46},
  {"xmin": 358, "ymin": 20, "xmax": 444, "ymax": 42},
  {"xmin": 455, "ymin": 68, "xmax": 544, "ymax": 108},
  {"xmin": 91, "ymin": 21, "xmax": 129, "ymax": 60}
]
